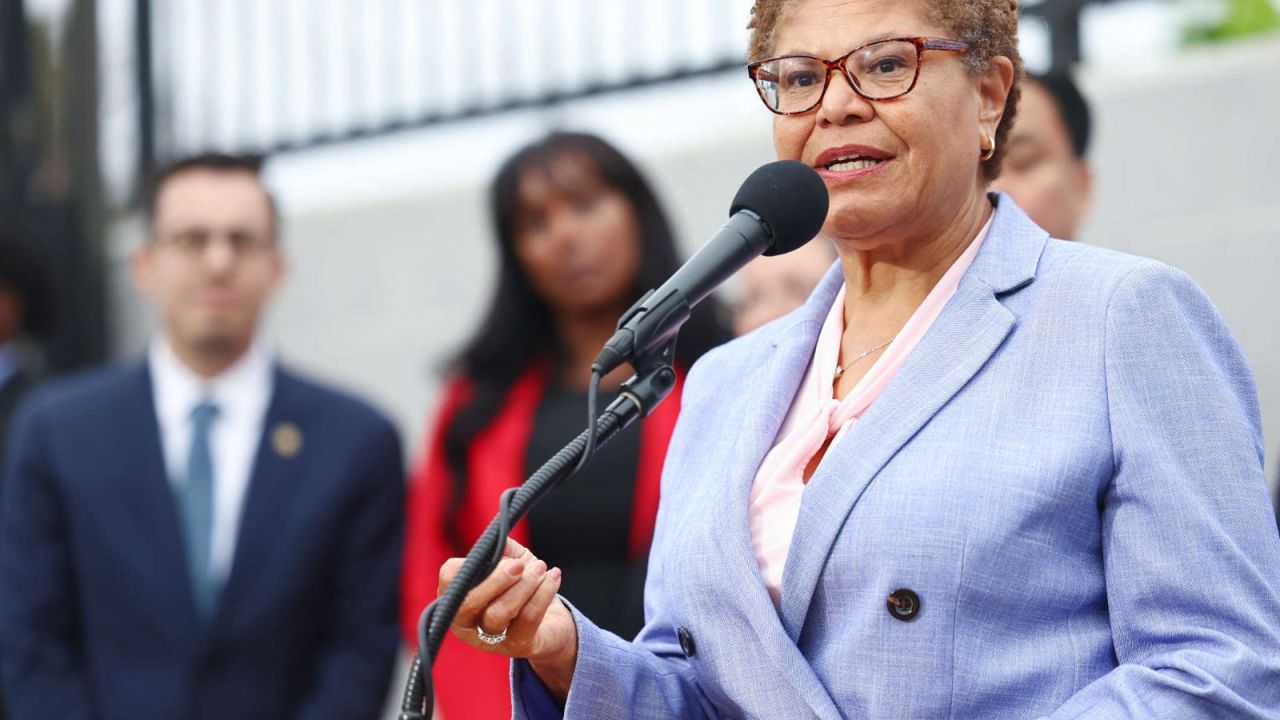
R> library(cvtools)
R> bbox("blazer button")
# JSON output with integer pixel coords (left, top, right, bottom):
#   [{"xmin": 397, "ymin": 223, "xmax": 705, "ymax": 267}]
[
  {"xmin": 886, "ymin": 588, "xmax": 921, "ymax": 621},
  {"xmin": 677, "ymin": 626, "xmax": 697, "ymax": 657}
]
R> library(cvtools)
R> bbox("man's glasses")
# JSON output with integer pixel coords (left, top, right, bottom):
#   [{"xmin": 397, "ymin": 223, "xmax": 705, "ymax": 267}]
[
  {"xmin": 156, "ymin": 229, "xmax": 274, "ymax": 257},
  {"xmin": 747, "ymin": 37, "xmax": 970, "ymax": 115}
]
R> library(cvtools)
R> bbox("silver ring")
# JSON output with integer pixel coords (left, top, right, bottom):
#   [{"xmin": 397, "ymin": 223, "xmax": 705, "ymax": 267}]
[{"xmin": 476, "ymin": 625, "xmax": 508, "ymax": 645}]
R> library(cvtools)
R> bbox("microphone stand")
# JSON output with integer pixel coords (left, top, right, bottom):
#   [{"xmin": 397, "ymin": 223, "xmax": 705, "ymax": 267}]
[{"xmin": 399, "ymin": 340, "xmax": 679, "ymax": 719}]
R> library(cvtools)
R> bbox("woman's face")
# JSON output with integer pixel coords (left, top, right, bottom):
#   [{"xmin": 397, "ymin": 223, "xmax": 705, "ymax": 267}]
[
  {"xmin": 769, "ymin": 0, "xmax": 1008, "ymax": 248},
  {"xmin": 511, "ymin": 154, "xmax": 643, "ymax": 319}
]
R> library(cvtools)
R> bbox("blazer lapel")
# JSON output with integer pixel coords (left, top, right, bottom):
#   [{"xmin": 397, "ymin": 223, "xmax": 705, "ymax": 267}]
[
  {"xmin": 121, "ymin": 364, "xmax": 205, "ymax": 635},
  {"xmin": 691, "ymin": 267, "xmax": 847, "ymax": 718},
  {"xmin": 216, "ymin": 367, "xmax": 304, "ymax": 630},
  {"xmin": 779, "ymin": 195, "xmax": 1048, "ymax": 639}
]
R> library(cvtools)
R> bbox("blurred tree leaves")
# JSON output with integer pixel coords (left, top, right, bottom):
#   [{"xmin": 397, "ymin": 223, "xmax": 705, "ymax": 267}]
[{"xmin": 1184, "ymin": 0, "xmax": 1280, "ymax": 44}]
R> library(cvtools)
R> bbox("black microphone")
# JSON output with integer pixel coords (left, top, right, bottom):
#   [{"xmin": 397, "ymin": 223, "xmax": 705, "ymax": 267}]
[{"xmin": 593, "ymin": 159, "xmax": 829, "ymax": 375}]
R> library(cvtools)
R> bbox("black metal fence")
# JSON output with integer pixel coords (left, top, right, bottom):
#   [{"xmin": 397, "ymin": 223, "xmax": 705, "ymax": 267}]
[
  {"xmin": 1, "ymin": 0, "xmax": 107, "ymax": 372},
  {"xmin": 140, "ymin": 0, "xmax": 751, "ymax": 163},
  {"xmin": 136, "ymin": 0, "xmax": 1097, "ymax": 169}
]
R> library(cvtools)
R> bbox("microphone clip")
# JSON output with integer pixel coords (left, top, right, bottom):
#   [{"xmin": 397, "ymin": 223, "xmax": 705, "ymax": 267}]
[
  {"xmin": 594, "ymin": 289, "xmax": 691, "ymax": 376},
  {"xmin": 609, "ymin": 338, "xmax": 678, "ymax": 420}
]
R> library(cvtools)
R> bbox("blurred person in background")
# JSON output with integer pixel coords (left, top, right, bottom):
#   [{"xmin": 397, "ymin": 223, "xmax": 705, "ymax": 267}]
[
  {"xmin": 0, "ymin": 154, "xmax": 405, "ymax": 720},
  {"xmin": 437, "ymin": 0, "xmax": 1280, "ymax": 717},
  {"xmin": 991, "ymin": 71, "xmax": 1093, "ymax": 240},
  {"xmin": 401, "ymin": 131, "xmax": 731, "ymax": 719},
  {"xmin": 0, "ymin": 232, "xmax": 53, "ymax": 473},
  {"xmin": 734, "ymin": 238, "xmax": 837, "ymax": 335},
  {"xmin": 0, "ymin": 231, "xmax": 53, "ymax": 720}
]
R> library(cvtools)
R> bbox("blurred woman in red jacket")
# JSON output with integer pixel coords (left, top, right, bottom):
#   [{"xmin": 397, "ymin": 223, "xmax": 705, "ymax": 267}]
[{"xmin": 402, "ymin": 131, "xmax": 730, "ymax": 719}]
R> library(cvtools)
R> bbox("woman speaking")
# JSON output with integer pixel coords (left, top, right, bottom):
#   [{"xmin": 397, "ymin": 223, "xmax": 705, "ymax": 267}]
[{"xmin": 437, "ymin": 1, "xmax": 1280, "ymax": 717}]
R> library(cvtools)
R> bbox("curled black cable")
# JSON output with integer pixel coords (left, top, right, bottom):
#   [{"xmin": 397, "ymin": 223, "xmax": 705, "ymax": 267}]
[
  {"xmin": 491, "ymin": 488, "xmax": 519, "ymax": 570},
  {"xmin": 397, "ymin": 650, "xmax": 428, "ymax": 720},
  {"xmin": 573, "ymin": 369, "xmax": 603, "ymax": 478},
  {"xmin": 406, "ymin": 487, "xmax": 516, "ymax": 718},
  {"xmin": 402, "ymin": 401, "xmax": 620, "ymax": 718}
]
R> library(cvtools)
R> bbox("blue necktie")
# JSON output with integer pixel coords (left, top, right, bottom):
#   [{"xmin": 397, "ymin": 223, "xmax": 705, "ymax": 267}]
[{"xmin": 180, "ymin": 401, "xmax": 220, "ymax": 624}]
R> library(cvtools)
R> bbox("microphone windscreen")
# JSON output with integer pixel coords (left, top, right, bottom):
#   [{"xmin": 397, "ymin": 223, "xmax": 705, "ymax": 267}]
[{"xmin": 729, "ymin": 160, "xmax": 829, "ymax": 256}]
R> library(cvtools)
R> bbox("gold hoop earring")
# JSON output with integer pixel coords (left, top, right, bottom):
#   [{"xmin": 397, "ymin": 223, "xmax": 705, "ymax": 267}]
[{"xmin": 981, "ymin": 134, "xmax": 996, "ymax": 162}]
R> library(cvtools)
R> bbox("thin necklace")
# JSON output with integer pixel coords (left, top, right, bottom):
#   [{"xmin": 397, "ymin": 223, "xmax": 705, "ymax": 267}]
[{"xmin": 833, "ymin": 337, "xmax": 895, "ymax": 380}]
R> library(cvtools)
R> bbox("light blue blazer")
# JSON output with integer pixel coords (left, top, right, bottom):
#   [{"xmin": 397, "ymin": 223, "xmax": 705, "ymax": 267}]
[{"xmin": 513, "ymin": 195, "xmax": 1280, "ymax": 718}]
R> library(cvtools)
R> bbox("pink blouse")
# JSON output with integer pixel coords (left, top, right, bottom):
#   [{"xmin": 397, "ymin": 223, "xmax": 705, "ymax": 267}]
[{"xmin": 748, "ymin": 218, "xmax": 992, "ymax": 608}]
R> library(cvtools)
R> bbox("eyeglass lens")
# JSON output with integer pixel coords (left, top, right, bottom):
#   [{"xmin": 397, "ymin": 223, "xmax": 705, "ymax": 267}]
[{"xmin": 755, "ymin": 40, "xmax": 921, "ymax": 112}]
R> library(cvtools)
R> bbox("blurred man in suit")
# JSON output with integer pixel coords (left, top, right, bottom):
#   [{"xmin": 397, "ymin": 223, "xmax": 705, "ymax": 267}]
[
  {"xmin": 0, "ymin": 233, "xmax": 53, "ymax": 720},
  {"xmin": 991, "ymin": 72, "xmax": 1093, "ymax": 240},
  {"xmin": 0, "ymin": 154, "xmax": 405, "ymax": 720}
]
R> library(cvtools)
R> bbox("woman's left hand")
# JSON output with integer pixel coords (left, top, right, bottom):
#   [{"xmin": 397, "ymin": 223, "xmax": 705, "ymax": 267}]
[{"xmin": 438, "ymin": 538, "xmax": 579, "ymax": 699}]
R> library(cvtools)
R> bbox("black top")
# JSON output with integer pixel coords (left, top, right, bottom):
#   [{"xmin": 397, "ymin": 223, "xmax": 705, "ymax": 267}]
[{"xmin": 525, "ymin": 380, "xmax": 648, "ymax": 640}]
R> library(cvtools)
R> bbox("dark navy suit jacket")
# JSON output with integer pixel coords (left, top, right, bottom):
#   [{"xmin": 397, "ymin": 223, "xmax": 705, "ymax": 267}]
[{"xmin": 0, "ymin": 361, "xmax": 405, "ymax": 720}]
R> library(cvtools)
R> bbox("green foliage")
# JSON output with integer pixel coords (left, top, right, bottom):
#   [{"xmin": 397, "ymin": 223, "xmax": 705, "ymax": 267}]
[{"xmin": 1184, "ymin": 0, "xmax": 1280, "ymax": 44}]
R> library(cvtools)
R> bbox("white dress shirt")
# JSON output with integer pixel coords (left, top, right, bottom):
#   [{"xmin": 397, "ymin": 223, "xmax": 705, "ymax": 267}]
[{"xmin": 149, "ymin": 336, "xmax": 274, "ymax": 586}]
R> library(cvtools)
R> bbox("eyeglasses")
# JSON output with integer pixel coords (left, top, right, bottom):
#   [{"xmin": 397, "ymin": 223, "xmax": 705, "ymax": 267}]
[
  {"xmin": 156, "ymin": 229, "xmax": 274, "ymax": 258},
  {"xmin": 747, "ymin": 37, "xmax": 970, "ymax": 115}
]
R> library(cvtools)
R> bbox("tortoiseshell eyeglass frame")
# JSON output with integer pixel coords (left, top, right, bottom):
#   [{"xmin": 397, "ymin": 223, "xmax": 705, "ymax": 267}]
[{"xmin": 747, "ymin": 37, "xmax": 971, "ymax": 115}]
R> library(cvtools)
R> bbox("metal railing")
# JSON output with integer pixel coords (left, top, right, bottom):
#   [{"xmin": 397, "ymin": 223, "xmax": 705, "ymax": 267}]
[
  {"xmin": 130, "ymin": 0, "xmax": 1101, "ymax": 178},
  {"xmin": 140, "ymin": 0, "xmax": 752, "ymax": 162}
]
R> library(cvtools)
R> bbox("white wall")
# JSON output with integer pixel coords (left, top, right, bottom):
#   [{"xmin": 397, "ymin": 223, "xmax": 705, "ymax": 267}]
[{"xmin": 1077, "ymin": 37, "xmax": 1280, "ymax": 489}]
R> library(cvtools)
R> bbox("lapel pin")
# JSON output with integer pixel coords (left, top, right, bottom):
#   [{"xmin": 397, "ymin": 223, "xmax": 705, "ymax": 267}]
[{"xmin": 271, "ymin": 422, "xmax": 303, "ymax": 459}]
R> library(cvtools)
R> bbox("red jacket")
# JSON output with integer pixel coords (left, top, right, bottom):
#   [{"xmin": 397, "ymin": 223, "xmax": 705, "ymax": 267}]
[{"xmin": 401, "ymin": 364, "xmax": 684, "ymax": 719}]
